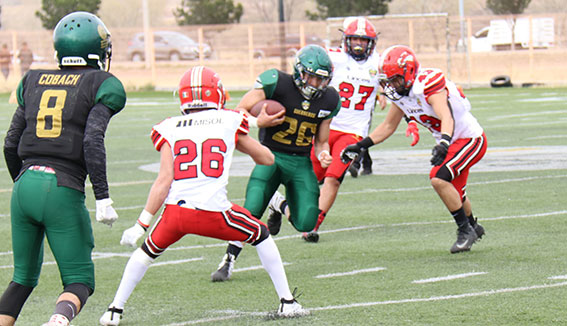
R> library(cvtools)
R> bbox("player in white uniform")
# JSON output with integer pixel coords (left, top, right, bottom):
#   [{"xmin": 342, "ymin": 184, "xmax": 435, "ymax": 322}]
[
  {"xmin": 99, "ymin": 67, "xmax": 308, "ymax": 326},
  {"xmin": 342, "ymin": 45, "xmax": 487, "ymax": 254},
  {"xmin": 290, "ymin": 17, "xmax": 417, "ymax": 242}
]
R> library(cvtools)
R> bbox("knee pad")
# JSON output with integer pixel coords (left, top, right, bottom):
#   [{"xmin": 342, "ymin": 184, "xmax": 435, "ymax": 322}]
[
  {"xmin": 251, "ymin": 224, "xmax": 270, "ymax": 246},
  {"xmin": 63, "ymin": 283, "xmax": 92, "ymax": 308},
  {"xmin": 0, "ymin": 281, "xmax": 34, "ymax": 319}
]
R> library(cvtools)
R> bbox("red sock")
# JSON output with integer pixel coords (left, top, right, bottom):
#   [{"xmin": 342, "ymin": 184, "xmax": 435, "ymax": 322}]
[{"xmin": 313, "ymin": 211, "xmax": 326, "ymax": 232}]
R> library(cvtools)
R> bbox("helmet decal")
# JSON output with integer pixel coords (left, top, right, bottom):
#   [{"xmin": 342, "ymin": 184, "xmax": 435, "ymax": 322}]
[
  {"xmin": 379, "ymin": 45, "xmax": 420, "ymax": 101},
  {"xmin": 342, "ymin": 17, "xmax": 377, "ymax": 61},
  {"xmin": 179, "ymin": 66, "xmax": 226, "ymax": 114},
  {"xmin": 292, "ymin": 44, "xmax": 333, "ymax": 100}
]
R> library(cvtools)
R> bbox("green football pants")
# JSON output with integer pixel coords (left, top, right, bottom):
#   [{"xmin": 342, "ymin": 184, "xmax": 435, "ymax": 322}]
[
  {"xmin": 10, "ymin": 169, "xmax": 95, "ymax": 290},
  {"xmin": 244, "ymin": 151, "xmax": 320, "ymax": 232}
]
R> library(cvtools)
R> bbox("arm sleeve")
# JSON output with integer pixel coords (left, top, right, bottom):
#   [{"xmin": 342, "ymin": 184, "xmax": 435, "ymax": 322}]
[
  {"xmin": 3, "ymin": 106, "xmax": 26, "ymax": 181},
  {"xmin": 84, "ymin": 103, "xmax": 113, "ymax": 200}
]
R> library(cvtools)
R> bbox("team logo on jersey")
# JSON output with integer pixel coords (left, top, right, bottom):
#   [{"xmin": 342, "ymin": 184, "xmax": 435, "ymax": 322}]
[
  {"xmin": 301, "ymin": 100, "xmax": 310, "ymax": 110},
  {"xmin": 369, "ymin": 68, "xmax": 377, "ymax": 77},
  {"xmin": 417, "ymin": 98, "xmax": 422, "ymax": 106}
]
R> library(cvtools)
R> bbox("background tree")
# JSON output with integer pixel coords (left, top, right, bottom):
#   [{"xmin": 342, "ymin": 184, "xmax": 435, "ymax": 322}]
[
  {"xmin": 486, "ymin": 0, "xmax": 531, "ymax": 15},
  {"xmin": 306, "ymin": 0, "xmax": 392, "ymax": 21},
  {"xmin": 35, "ymin": 0, "xmax": 101, "ymax": 29},
  {"xmin": 174, "ymin": 0, "xmax": 243, "ymax": 25}
]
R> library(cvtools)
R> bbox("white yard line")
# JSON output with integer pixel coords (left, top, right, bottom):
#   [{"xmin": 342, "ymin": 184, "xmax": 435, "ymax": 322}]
[
  {"xmin": 315, "ymin": 267, "xmax": 386, "ymax": 279},
  {"xmin": 412, "ymin": 272, "xmax": 487, "ymax": 284},
  {"xmin": 0, "ymin": 210, "xmax": 565, "ymax": 259},
  {"xmin": 161, "ymin": 281, "xmax": 567, "ymax": 326}
]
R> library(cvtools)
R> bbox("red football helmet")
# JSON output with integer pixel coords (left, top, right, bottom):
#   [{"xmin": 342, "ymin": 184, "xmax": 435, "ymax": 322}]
[
  {"xmin": 178, "ymin": 66, "xmax": 226, "ymax": 114},
  {"xmin": 342, "ymin": 17, "xmax": 377, "ymax": 61},
  {"xmin": 378, "ymin": 45, "xmax": 420, "ymax": 100}
]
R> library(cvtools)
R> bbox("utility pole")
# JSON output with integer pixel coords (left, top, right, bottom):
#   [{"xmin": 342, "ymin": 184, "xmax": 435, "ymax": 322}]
[{"xmin": 278, "ymin": 0, "xmax": 286, "ymax": 72}]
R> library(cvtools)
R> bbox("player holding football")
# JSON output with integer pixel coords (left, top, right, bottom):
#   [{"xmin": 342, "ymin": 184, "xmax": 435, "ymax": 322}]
[
  {"xmin": 271, "ymin": 17, "xmax": 417, "ymax": 243},
  {"xmin": 210, "ymin": 44, "xmax": 341, "ymax": 281},
  {"xmin": 342, "ymin": 45, "xmax": 487, "ymax": 253},
  {"xmin": 0, "ymin": 12, "xmax": 125, "ymax": 326},
  {"xmin": 99, "ymin": 66, "xmax": 307, "ymax": 325}
]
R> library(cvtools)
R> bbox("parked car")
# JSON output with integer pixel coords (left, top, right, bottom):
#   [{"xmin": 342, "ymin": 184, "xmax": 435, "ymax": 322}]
[
  {"xmin": 127, "ymin": 31, "xmax": 212, "ymax": 61},
  {"xmin": 253, "ymin": 34, "xmax": 326, "ymax": 59},
  {"xmin": 458, "ymin": 18, "xmax": 554, "ymax": 52}
]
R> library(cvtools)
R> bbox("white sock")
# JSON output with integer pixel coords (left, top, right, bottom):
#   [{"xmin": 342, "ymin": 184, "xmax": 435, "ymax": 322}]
[
  {"xmin": 110, "ymin": 248, "xmax": 154, "ymax": 309},
  {"xmin": 255, "ymin": 236, "xmax": 292, "ymax": 300}
]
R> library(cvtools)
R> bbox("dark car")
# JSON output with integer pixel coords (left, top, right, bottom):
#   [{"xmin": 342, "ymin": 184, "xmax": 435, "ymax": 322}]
[
  {"xmin": 126, "ymin": 31, "xmax": 212, "ymax": 61},
  {"xmin": 253, "ymin": 34, "xmax": 326, "ymax": 59}
]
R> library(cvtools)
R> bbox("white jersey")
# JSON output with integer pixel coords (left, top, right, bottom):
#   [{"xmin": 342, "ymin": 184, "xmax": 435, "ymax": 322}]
[
  {"xmin": 392, "ymin": 68, "xmax": 483, "ymax": 143},
  {"xmin": 328, "ymin": 47, "xmax": 381, "ymax": 137},
  {"xmin": 151, "ymin": 109, "xmax": 249, "ymax": 211}
]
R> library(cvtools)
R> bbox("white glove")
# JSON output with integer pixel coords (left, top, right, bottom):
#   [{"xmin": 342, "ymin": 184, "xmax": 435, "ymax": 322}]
[
  {"xmin": 120, "ymin": 223, "xmax": 146, "ymax": 248},
  {"xmin": 95, "ymin": 198, "xmax": 118, "ymax": 226}
]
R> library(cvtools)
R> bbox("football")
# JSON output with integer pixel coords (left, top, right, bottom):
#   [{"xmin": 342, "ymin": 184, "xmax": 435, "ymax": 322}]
[{"xmin": 249, "ymin": 99, "xmax": 286, "ymax": 117}]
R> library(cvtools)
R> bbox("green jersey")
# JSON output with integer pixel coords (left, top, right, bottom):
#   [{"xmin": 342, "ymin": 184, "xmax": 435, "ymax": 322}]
[{"xmin": 255, "ymin": 69, "xmax": 340, "ymax": 156}]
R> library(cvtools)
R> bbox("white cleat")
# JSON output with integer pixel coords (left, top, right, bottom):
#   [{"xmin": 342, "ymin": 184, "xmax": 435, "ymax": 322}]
[{"xmin": 99, "ymin": 306, "xmax": 123, "ymax": 326}]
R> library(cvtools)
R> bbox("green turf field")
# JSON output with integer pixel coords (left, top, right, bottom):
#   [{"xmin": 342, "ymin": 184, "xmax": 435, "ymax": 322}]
[{"xmin": 0, "ymin": 86, "xmax": 566, "ymax": 325}]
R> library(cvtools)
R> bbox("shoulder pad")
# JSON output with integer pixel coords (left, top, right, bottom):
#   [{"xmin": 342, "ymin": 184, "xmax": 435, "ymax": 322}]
[{"xmin": 413, "ymin": 68, "xmax": 446, "ymax": 96}]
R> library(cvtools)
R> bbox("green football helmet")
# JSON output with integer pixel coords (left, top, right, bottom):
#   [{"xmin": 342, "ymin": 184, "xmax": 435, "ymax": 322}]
[
  {"xmin": 53, "ymin": 11, "xmax": 112, "ymax": 70},
  {"xmin": 293, "ymin": 44, "xmax": 333, "ymax": 100}
]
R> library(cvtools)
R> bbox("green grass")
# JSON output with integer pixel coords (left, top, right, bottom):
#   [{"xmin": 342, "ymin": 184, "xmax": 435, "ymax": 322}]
[{"xmin": 0, "ymin": 86, "xmax": 566, "ymax": 325}]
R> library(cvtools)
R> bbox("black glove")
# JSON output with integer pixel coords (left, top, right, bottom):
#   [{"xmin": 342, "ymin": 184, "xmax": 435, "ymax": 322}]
[
  {"xmin": 430, "ymin": 133, "xmax": 451, "ymax": 166},
  {"xmin": 341, "ymin": 137, "xmax": 374, "ymax": 164}
]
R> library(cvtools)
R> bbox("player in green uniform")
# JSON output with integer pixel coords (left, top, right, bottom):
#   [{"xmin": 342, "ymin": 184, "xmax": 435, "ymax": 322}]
[
  {"xmin": 211, "ymin": 44, "xmax": 341, "ymax": 282},
  {"xmin": 0, "ymin": 12, "xmax": 126, "ymax": 326}
]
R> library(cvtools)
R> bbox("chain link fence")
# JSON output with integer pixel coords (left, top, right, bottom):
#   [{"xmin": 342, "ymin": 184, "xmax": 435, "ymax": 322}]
[{"xmin": 0, "ymin": 13, "xmax": 566, "ymax": 91}]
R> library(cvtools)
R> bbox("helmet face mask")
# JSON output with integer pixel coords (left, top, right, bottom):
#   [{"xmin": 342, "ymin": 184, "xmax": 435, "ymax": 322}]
[
  {"xmin": 378, "ymin": 45, "xmax": 419, "ymax": 101},
  {"xmin": 293, "ymin": 45, "xmax": 333, "ymax": 100},
  {"xmin": 53, "ymin": 11, "xmax": 112, "ymax": 70},
  {"xmin": 342, "ymin": 17, "xmax": 377, "ymax": 61},
  {"xmin": 178, "ymin": 66, "xmax": 226, "ymax": 114}
]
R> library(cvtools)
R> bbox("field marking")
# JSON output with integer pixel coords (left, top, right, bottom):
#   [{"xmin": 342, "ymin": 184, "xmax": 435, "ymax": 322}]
[
  {"xmin": 161, "ymin": 281, "xmax": 567, "ymax": 325},
  {"xmin": 315, "ymin": 267, "xmax": 386, "ymax": 279},
  {"xmin": 412, "ymin": 272, "xmax": 487, "ymax": 284},
  {"xmin": 151, "ymin": 257, "xmax": 203, "ymax": 267},
  {"xmin": 0, "ymin": 210, "xmax": 565, "ymax": 260},
  {"xmin": 548, "ymin": 275, "xmax": 567, "ymax": 280},
  {"xmin": 233, "ymin": 262, "xmax": 290, "ymax": 273}
]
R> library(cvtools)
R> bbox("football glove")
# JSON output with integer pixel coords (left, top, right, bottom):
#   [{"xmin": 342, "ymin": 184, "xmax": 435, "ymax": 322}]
[
  {"xmin": 430, "ymin": 134, "xmax": 452, "ymax": 166},
  {"xmin": 341, "ymin": 137, "xmax": 374, "ymax": 164},
  {"xmin": 120, "ymin": 223, "xmax": 146, "ymax": 248},
  {"xmin": 95, "ymin": 198, "xmax": 118, "ymax": 226},
  {"xmin": 405, "ymin": 121, "xmax": 420, "ymax": 146}
]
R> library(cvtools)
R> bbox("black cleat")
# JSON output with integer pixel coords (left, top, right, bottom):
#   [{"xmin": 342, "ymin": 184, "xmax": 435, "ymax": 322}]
[
  {"xmin": 450, "ymin": 224, "xmax": 479, "ymax": 254},
  {"xmin": 471, "ymin": 219, "xmax": 485, "ymax": 239},
  {"xmin": 267, "ymin": 191, "xmax": 286, "ymax": 235},
  {"xmin": 211, "ymin": 253, "xmax": 235, "ymax": 282},
  {"xmin": 301, "ymin": 231, "xmax": 319, "ymax": 243}
]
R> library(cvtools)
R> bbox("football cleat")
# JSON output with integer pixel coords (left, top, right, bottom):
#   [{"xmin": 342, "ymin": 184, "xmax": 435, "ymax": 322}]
[
  {"xmin": 471, "ymin": 218, "xmax": 485, "ymax": 239},
  {"xmin": 450, "ymin": 224, "xmax": 479, "ymax": 254},
  {"xmin": 42, "ymin": 314, "xmax": 70, "ymax": 326},
  {"xmin": 99, "ymin": 306, "xmax": 123, "ymax": 326},
  {"xmin": 302, "ymin": 231, "xmax": 319, "ymax": 243},
  {"xmin": 267, "ymin": 191, "xmax": 286, "ymax": 236},
  {"xmin": 277, "ymin": 289, "xmax": 310, "ymax": 318},
  {"xmin": 211, "ymin": 253, "xmax": 235, "ymax": 282},
  {"xmin": 361, "ymin": 168, "xmax": 372, "ymax": 176}
]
